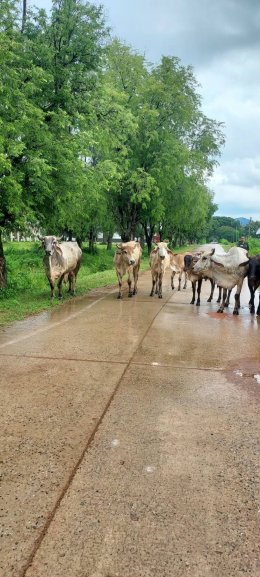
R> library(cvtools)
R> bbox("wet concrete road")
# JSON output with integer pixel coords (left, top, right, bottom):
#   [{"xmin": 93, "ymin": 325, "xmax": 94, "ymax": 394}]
[{"xmin": 0, "ymin": 272, "xmax": 259, "ymax": 577}]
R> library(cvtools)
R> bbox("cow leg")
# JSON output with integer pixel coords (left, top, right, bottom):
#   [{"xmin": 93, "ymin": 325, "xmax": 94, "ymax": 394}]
[
  {"xmin": 217, "ymin": 287, "xmax": 227, "ymax": 313},
  {"xmin": 57, "ymin": 275, "xmax": 64, "ymax": 299},
  {"xmin": 133, "ymin": 264, "xmax": 139, "ymax": 295},
  {"xmin": 216, "ymin": 286, "xmax": 221, "ymax": 303},
  {"xmin": 158, "ymin": 272, "xmax": 163, "ymax": 298},
  {"xmin": 233, "ymin": 292, "xmax": 240, "ymax": 315},
  {"xmin": 248, "ymin": 284, "xmax": 255, "ymax": 313},
  {"xmin": 183, "ymin": 271, "xmax": 187, "ymax": 289},
  {"xmin": 116, "ymin": 272, "xmax": 123, "ymax": 299},
  {"xmin": 224, "ymin": 289, "xmax": 232, "ymax": 308},
  {"xmin": 190, "ymin": 281, "xmax": 196, "ymax": 304},
  {"xmin": 49, "ymin": 279, "xmax": 55, "ymax": 299},
  {"xmin": 233, "ymin": 279, "xmax": 244, "ymax": 315},
  {"xmin": 196, "ymin": 278, "xmax": 202, "ymax": 306},
  {"xmin": 256, "ymin": 294, "xmax": 260, "ymax": 316},
  {"xmin": 71, "ymin": 261, "xmax": 81, "ymax": 295},
  {"xmin": 150, "ymin": 273, "xmax": 157, "ymax": 297},
  {"xmin": 128, "ymin": 268, "xmax": 133, "ymax": 297},
  {"xmin": 178, "ymin": 272, "xmax": 181, "ymax": 291},
  {"xmin": 68, "ymin": 272, "xmax": 75, "ymax": 295},
  {"xmin": 207, "ymin": 279, "xmax": 215, "ymax": 302},
  {"xmin": 171, "ymin": 271, "xmax": 175, "ymax": 290}
]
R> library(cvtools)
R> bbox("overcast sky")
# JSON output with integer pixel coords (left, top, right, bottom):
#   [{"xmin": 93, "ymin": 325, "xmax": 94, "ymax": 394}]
[{"xmin": 28, "ymin": 0, "xmax": 260, "ymax": 221}]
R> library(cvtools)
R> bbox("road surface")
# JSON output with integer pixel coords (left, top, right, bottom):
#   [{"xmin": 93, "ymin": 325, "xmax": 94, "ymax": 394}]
[{"xmin": 0, "ymin": 270, "xmax": 259, "ymax": 577}]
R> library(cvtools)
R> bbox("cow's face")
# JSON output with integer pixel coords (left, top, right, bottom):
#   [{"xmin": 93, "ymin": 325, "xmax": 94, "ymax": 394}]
[
  {"xmin": 117, "ymin": 244, "xmax": 136, "ymax": 265},
  {"xmin": 193, "ymin": 251, "xmax": 213, "ymax": 273},
  {"xmin": 157, "ymin": 242, "xmax": 168, "ymax": 260},
  {"xmin": 42, "ymin": 236, "xmax": 58, "ymax": 256}
]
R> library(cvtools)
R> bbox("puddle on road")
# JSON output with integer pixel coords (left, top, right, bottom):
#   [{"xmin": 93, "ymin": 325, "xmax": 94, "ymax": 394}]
[
  {"xmin": 207, "ymin": 311, "xmax": 242, "ymax": 321},
  {"xmin": 224, "ymin": 357, "xmax": 260, "ymax": 401}
]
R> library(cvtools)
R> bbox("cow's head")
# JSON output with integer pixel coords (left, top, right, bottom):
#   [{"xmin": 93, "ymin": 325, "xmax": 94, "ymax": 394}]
[
  {"xmin": 116, "ymin": 243, "xmax": 136, "ymax": 265},
  {"xmin": 193, "ymin": 249, "xmax": 215, "ymax": 273},
  {"xmin": 156, "ymin": 242, "xmax": 169, "ymax": 261},
  {"xmin": 40, "ymin": 235, "xmax": 62, "ymax": 256}
]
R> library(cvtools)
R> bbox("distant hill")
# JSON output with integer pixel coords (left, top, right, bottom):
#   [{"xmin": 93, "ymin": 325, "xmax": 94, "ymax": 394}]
[{"xmin": 236, "ymin": 217, "xmax": 249, "ymax": 225}]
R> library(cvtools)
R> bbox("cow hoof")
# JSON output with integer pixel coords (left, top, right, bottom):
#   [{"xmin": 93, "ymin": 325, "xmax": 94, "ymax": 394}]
[
  {"xmin": 58, "ymin": 296, "xmax": 63, "ymax": 300},
  {"xmin": 128, "ymin": 293, "xmax": 133, "ymax": 298},
  {"xmin": 190, "ymin": 300, "xmax": 195, "ymax": 305},
  {"xmin": 233, "ymin": 310, "xmax": 239, "ymax": 315},
  {"xmin": 207, "ymin": 298, "xmax": 212, "ymax": 302},
  {"xmin": 133, "ymin": 289, "xmax": 137, "ymax": 295},
  {"xmin": 117, "ymin": 294, "xmax": 122, "ymax": 299},
  {"xmin": 150, "ymin": 292, "xmax": 154, "ymax": 297},
  {"xmin": 196, "ymin": 302, "xmax": 200, "ymax": 307},
  {"xmin": 217, "ymin": 308, "xmax": 223, "ymax": 313},
  {"xmin": 158, "ymin": 295, "xmax": 162, "ymax": 299}
]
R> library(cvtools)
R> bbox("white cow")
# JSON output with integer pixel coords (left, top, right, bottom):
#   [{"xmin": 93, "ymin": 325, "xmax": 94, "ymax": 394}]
[
  {"xmin": 193, "ymin": 246, "xmax": 249, "ymax": 315},
  {"xmin": 41, "ymin": 236, "xmax": 82, "ymax": 299}
]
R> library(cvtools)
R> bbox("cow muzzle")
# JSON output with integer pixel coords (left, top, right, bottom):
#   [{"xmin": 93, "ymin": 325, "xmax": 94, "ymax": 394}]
[{"xmin": 129, "ymin": 259, "xmax": 136, "ymax": 265}]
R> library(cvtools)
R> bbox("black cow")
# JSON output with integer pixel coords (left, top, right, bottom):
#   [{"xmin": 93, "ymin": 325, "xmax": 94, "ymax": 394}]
[{"xmin": 248, "ymin": 255, "xmax": 260, "ymax": 315}]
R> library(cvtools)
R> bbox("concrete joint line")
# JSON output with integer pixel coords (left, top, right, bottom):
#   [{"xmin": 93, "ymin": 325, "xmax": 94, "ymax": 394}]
[{"xmin": 20, "ymin": 290, "xmax": 173, "ymax": 577}]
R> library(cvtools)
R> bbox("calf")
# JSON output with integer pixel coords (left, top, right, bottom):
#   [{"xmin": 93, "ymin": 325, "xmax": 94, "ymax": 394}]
[
  {"xmin": 114, "ymin": 241, "xmax": 142, "ymax": 299},
  {"xmin": 40, "ymin": 236, "xmax": 82, "ymax": 299},
  {"xmin": 170, "ymin": 252, "xmax": 192, "ymax": 291},
  {"xmin": 150, "ymin": 242, "xmax": 173, "ymax": 298},
  {"xmin": 248, "ymin": 255, "xmax": 260, "ymax": 315}
]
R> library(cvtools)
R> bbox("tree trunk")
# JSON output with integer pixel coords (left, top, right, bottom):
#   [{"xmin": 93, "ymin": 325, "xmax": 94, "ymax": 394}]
[
  {"xmin": 106, "ymin": 232, "xmax": 113, "ymax": 250},
  {"xmin": 143, "ymin": 224, "xmax": 155, "ymax": 254},
  {"xmin": 21, "ymin": 0, "xmax": 27, "ymax": 32},
  {"xmin": 88, "ymin": 227, "xmax": 96, "ymax": 253},
  {"xmin": 0, "ymin": 231, "xmax": 7, "ymax": 288}
]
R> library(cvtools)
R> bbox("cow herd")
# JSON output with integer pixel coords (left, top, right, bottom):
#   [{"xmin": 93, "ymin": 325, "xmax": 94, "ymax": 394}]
[{"xmin": 40, "ymin": 236, "xmax": 260, "ymax": 316}]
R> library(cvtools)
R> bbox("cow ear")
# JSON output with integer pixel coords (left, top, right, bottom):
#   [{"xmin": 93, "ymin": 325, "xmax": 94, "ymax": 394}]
[
  {"xmin": 239, "ymin": 259, "xmax": 249, "ymax": 267},
  {"xmin": 56, "ymin": 245, "xmax": 63, "ymax": 255},
  {"xmin": 210, "ymin": 248, "xmax": 215, "ymax": 255}
]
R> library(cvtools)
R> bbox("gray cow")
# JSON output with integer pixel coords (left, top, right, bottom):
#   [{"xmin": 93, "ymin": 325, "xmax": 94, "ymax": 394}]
[{"xmin": 40, "ymin": 236, "xmax": 82, "ymax": 299}]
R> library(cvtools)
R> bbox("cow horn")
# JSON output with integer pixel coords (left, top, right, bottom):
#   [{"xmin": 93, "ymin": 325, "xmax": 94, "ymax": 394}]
[
  {"xmin": 38, "ymin": 235, "xmax": 44, "ymax": 241},
  {"xmin": 56, "ymin": 236, "xmax": 63, "ymax": 242}
]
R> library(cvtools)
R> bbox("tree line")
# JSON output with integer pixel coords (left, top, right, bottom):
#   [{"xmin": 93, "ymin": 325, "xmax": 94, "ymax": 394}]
[
  {"xmin": 208, "ymin": 216, "xmax": 260, "ymax": 243},
  {"xmin": 0, "ymin": 0, "xmax": 225, "ymax": 287}
]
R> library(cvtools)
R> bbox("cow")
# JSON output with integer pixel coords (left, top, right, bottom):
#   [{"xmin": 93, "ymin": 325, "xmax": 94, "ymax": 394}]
[
  {"xmin": 170, "ymin": 252, "xmax": 192, "ymax": 291},
  {"xmin": 248, "ymin": 255, "xmax": 260, "ymax": 315},
  {"xmin": 193, "ymin": 246, "xmax": 249, "ymax": 315},
  {"xmin": 184, "ymin": 253, "xmax": 232, "ymax": 307},
  {"xmin": 149, "ymin": 242, "xmax": 173, "ymax": 299},
  {"xmin": 40, "ymin": 236, "xmax": 82, "ymax": 299},
  {"xmin": 114, "ymin": 241, "xmax": 142, "ymax": 299},
  {"xmin": 184, "ymin": 253, "xmax": 215, "ymax": 305}
]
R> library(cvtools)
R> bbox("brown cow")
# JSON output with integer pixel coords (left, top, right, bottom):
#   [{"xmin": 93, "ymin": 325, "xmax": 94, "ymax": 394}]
[
  {"xmin": 150, "ymin": 242, "xmax": 173, "ymax": 299},
  {"xmin": 170, "ymin": 252, "xmax": 193, "ymax": 291},
  {"xmin": 114, "ymin": 241, "xmax": 142, "ymax": 299}
]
